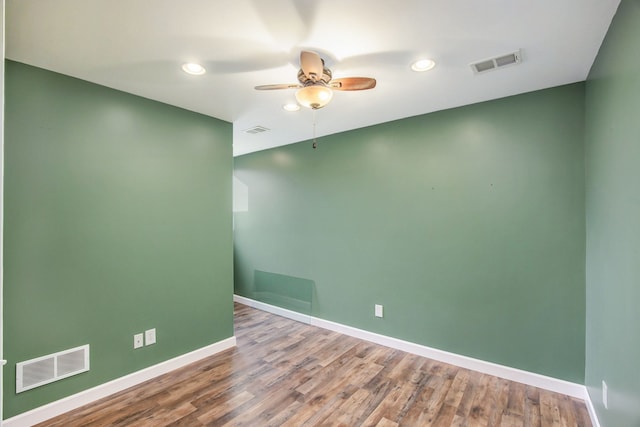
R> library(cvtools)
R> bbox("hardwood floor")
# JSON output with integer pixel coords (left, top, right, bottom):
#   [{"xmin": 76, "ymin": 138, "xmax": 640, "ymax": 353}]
[{"xmin": 37, "ymin": 303, "xmax": 592, "ymax": 426}]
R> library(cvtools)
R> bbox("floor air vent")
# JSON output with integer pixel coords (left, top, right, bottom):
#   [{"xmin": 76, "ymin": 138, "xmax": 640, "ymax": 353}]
[
  {"xmin": 16, "ymin": 345, "xmax": 90, "ymax": 393},
  {"xmin": 471, "ymin": 50, "xmax": 522, "ymax": 74}
]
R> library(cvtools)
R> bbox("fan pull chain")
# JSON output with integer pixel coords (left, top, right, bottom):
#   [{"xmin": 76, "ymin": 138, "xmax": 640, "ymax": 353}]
[{"xmin": 312, "ymin": 109, "xmax": 318, "ymax": 149}]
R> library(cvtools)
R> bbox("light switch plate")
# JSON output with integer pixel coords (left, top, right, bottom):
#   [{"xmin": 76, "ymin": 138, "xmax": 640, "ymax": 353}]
[
  {"xmin": 375, "ymin": 304, "xmax": 384, "ymax": 318},
  {"xmin": 145, "ymin": 328, "xmax": 156, "ymax": 346}
]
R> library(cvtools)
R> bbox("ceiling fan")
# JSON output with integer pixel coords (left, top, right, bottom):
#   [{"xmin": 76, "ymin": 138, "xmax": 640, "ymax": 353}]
[{"xmin": 255, "ymin": 50, "xmax": 376, "ymax": 109}]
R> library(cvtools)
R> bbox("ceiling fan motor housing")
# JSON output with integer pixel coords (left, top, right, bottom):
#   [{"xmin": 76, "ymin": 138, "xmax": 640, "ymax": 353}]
[{"xmin": 297, "ymin": 67, "xmax": 332, "ymax": 86}]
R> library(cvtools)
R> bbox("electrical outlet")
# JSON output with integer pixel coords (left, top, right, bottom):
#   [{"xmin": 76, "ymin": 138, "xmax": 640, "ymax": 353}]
[
  {"xmin": 145, "ymin": 328, "xmax": 156, "ymax": 346},
  {"xmin": 375, "ymin": 304, "xmax": 384, "ymax": 318},
  {"xmin": 602, "ymin": 380, "xmax": 608, "ymax": 409},
  {"xmin": 133, "ymin": 333, "xmax": 144, "ymax": 349}
]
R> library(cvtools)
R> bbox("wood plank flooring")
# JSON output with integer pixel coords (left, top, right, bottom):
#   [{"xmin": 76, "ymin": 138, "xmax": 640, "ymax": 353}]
[{"xmin": 37, "ymin": 303, "xmax": 592, "ymax": 426}]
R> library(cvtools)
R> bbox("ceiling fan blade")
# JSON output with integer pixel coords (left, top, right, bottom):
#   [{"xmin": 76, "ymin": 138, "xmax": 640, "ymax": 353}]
[
  {"xmin": 300, "ymin": 50, "xmax": 324, "ymax": 82},
  {"xmin": 254, "ymin": 83, "xmax": 301, "ymax": 90},
  {"xmin": 330, "ymin": 77, "xmax": 377, "ymax": 91}
]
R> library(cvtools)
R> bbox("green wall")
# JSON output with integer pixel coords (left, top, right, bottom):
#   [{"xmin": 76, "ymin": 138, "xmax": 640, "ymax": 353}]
[
  {"xmin": 585, "ymin": 1, "xmax": 640, "ymax": 425},
  {"xmin": 3, "ymin": 61, "xmax": 233, "ymax": 418},
  {"xmin": 234, "ymin": 83, "xmax": 586, "ymax": 382}
]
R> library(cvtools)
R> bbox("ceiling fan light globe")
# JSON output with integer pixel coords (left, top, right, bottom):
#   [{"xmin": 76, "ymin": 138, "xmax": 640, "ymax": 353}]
[{"xmin": 295, "ymin": 85, "xmax": 333, "ymax": 109}]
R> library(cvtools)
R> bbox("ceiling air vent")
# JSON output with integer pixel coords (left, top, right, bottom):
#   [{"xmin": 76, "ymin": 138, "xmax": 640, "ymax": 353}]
[
  {"xmin": 244, "ymin": 125, "xmax": 270, "ymax": 135},
  {"xmin": 471, "ymin": 50, "xmax": 522, "ymax": 74}
]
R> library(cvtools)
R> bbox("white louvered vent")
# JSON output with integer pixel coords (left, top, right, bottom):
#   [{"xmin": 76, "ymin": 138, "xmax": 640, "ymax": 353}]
[
  {"xmin": 16, "ymin": 345, "xmax": 90, "ymax": 393},
  {"xmin": 244, "ymin": 125, "xmax": 270, "ymax": 134},
  {"xmin": 471, "ymin": 50, "xmax": 522, "ymax": 74}
]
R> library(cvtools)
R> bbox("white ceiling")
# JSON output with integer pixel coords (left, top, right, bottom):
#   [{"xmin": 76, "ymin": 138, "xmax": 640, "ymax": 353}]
[{"xmin": 6, "ymin": 0, "xmax": 620, "ymax": 156}]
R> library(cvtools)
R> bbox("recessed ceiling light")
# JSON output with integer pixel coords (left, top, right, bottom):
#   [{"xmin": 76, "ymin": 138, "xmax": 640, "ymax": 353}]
[
  {"xmin": 182, "ymin": 63, "xmax": 206, "ymax": 75},
  {"xmin": 283, "ymin": 103, "xmax": 300, "ymax": 112},
  {"xmin": 411, "ymin": 59, "xmax": 436, "ymax": 72}
]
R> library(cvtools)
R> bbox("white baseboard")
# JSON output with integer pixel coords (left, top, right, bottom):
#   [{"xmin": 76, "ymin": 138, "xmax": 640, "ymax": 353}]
[
  {"xmin": 584, "ymin": 389, "xmax": 602, "ymax": 427},
  {"xmin": 234, "ymin": 295, "xmax": 588, "ymax": 400},
  {"xmin": 3, "ymin": 337, "xmax": 236, "ymax": 427}
]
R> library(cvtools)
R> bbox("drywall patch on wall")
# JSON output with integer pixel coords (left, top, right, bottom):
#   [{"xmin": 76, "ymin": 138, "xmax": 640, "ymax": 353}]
[{"xmin": 253, "ymin": 270, "xmax": 314, "ymax": 314}]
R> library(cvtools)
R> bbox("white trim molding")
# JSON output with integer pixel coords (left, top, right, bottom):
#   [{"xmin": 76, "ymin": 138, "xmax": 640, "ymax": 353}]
[
  {"xmin": 234, "ymin": 295, "xmax": 593, "ymax": 404},
  {"xmin": 3, "ymin": 337, "xmax": 236, "ymax": 427},
  {"xmin": 584, "ymin": 389, "xmax": 602, "ymax": 427}
]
